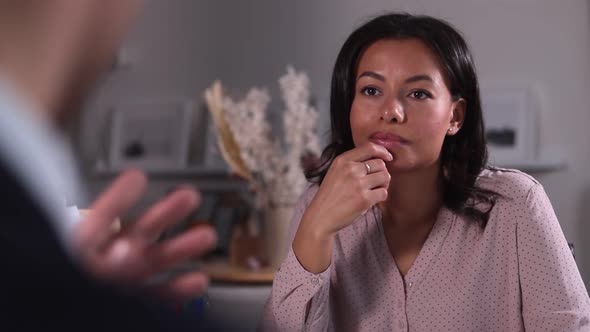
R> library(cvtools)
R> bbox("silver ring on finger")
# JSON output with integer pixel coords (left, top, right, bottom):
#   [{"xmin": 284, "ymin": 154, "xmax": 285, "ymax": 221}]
[{"xmin": 363, "ymin": 161, "xmax": 371, "ymax": 175}]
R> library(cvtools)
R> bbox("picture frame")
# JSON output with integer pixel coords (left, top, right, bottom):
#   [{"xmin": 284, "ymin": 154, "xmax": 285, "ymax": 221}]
[
  {"xmin": 481, "ymin": 89, "xmax": 537, "ymax": 163},
  {"xmin": 108, "ymin": 99, "xmax": 193, "ymax": 171}
]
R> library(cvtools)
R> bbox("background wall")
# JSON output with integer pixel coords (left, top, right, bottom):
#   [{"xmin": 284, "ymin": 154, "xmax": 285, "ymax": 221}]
[{"xmin": 75, "ymin": 0, "xmax": 590, "ymax": 285}]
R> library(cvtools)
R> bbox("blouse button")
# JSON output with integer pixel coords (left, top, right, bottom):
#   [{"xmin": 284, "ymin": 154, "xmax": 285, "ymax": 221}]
[
  {"xmin": 311, "ymin": 277, "xmax": 319, "ymax": 285},
  {"xmin": 407, "ymin": 281, "xmax": 413, "ymax": 288}
]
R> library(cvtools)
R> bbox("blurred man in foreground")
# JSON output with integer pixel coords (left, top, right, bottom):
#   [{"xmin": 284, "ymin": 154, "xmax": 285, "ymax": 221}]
[{"xmin": 0, "ymin": 1, "xmax": 222, "ymax": 330}]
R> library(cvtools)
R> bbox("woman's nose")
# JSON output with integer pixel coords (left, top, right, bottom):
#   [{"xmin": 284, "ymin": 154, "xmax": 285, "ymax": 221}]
[{"xmin": 380, "ymin": 98, "xmax": 405, "ymax": 123}]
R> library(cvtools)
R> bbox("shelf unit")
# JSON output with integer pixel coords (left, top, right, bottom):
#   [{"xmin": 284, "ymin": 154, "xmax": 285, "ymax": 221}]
[
  {"xmin": 92, "ymin": 165, "xmax": 231, "ymax": 178},
  {"xmin": 90, "ymin": 165, "xmax": 245, "ymax": 192}
]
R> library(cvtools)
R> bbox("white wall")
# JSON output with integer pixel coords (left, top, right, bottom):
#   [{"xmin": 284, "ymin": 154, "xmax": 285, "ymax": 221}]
[{"xmin": 77, "ymin": 0, "xmax": 590, "ymax": 284}]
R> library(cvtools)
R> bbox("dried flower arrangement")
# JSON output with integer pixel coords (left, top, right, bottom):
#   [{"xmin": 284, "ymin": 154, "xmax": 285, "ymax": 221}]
[{"xmin": 204, "ymin": 66, "xmax": 322, "ymax": 211}]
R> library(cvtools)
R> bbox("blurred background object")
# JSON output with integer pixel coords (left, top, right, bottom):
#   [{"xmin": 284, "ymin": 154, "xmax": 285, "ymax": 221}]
[{"xmin": 204, "ymin": 66, "xmax": 321, "ymax": 268}]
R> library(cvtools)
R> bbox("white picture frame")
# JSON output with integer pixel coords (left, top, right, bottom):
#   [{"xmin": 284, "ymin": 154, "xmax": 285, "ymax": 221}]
[
  {"xmin": 108, "ymin": 99, "xmax": 193, "ymax": 171},
  {"xmin": 481, "ymin": 89, "xmax": 537, "ymax": 163}
]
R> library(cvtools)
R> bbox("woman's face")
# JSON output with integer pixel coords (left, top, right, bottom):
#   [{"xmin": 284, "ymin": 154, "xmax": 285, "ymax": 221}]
[{"xmin": 350, "ymin": 38, "xmax": 464, "ymax": 172}]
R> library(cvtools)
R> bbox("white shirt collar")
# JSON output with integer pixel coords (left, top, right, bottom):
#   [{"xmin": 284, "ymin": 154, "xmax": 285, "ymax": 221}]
[{"xmin": 0, "ymin": 77, "xmax": 86, "ymax": 249}]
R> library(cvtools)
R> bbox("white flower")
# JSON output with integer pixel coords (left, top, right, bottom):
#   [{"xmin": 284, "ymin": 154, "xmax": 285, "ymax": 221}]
[{"xmin": 220, "ymin": 67, "xmax": 321, "ymax": 209}]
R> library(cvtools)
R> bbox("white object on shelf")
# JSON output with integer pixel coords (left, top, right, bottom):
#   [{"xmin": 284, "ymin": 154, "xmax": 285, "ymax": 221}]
[
  {"xmin": 482, "ymin": 88, "xmax": 538, "ymax": 162},
  {"xmin": 108, "ymin": 99, "xmax": 194, "ymax": 171}
]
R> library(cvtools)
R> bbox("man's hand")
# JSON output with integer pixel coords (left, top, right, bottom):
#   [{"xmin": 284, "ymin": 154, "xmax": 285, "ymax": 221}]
[{"xmin": 73, "ymin": 170, "xmax": 217, "ymax": 300}]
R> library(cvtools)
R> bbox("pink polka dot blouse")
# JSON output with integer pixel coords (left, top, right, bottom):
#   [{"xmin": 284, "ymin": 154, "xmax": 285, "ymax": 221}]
[{"xmin": 260, "ymin": 168, "xmax": 590, "ymax": 331}]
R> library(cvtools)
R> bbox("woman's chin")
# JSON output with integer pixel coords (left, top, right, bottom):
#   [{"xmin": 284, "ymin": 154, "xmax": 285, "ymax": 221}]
[
  {"xmin": 385, "ymin": 157, "xmax": 421, "ymax": 173},
  {"xmin": 385, "ymin": 160, "xmax": 409, "ymax": 172}
]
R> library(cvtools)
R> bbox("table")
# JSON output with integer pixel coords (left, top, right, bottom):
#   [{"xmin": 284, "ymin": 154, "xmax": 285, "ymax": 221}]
[
  {"xmin": 202, "ymin": 261, "xmax": 274, "ymax": 331},
  {"xmin": 201, "ymin": 260, "xmax": 275, "ymax": 284}
]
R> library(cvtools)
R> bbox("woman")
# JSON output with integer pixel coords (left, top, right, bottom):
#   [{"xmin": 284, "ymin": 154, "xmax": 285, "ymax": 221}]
[{"xmin": 260, "ymin": 13, "xmax": 589, "ymax": 331}]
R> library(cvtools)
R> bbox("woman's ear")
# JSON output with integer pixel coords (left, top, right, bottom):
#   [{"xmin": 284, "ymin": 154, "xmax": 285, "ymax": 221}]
[{"xmin": 447, "ymin": 98, "xmax": 466, "ymax": 135}]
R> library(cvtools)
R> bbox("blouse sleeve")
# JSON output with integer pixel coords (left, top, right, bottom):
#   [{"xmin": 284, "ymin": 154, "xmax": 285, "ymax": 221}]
[
  {"xmin": 517, "ymin": 183, "xmax": 590, "ymax": 331},
  {"xmin": 259, "ymin": 185, "xmax": 332, "ymax": 332}
]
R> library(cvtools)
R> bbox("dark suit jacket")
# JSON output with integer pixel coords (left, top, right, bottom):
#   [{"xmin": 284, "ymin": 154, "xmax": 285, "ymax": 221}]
[{"xmin": 0, "ymin": 158, "xmax": 230, "ymax": 331}]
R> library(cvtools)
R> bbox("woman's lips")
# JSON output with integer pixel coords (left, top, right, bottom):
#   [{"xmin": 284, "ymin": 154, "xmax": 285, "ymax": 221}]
[{"xmin": 369, "ymin": 132, "xmax": 409, "ymax": 150}]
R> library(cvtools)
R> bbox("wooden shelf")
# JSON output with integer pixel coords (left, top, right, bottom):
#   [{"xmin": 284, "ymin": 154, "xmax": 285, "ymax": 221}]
[
  {"xmin": 202, "ymin": 260, "xmax": 275, "ymax": 284},
  {"xmin": 91, "ymin": 165, "xmax": 232, "ymax": 178},
  {"xmin": 89, "ymin": 165, "xmax": 247, "ymax": 192}
]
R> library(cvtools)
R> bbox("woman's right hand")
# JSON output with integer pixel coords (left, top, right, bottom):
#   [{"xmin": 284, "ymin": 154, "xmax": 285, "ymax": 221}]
[
  {"xmin": 304, "ymin": 143, "xmax": 393, "ymax": 237},
  {"xmin": 292, "ymin": 143, "xmax": 392, "ymax": 273}
]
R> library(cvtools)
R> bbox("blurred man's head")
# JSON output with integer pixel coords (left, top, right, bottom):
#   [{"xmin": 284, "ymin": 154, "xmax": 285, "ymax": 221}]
[{"xmin": 0, "ymin": 0, "xmax": 141, "ymax": 124}]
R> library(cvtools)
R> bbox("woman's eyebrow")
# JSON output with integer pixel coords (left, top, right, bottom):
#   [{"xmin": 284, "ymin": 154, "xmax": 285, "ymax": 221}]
[
  {"xmin": 405, "ymin": 74, "xmax": 434, "ymax": 84},
  {"xmin": 357, "ymin": 72, "xmax": 434, "ymax": 84},
  {"xmin": 357, "ymin": 71, "xmax": 385, "ymax": 82}
]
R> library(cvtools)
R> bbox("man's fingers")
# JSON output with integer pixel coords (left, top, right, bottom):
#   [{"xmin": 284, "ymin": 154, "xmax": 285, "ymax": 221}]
[
  {"xmin": 102, "ymin": 225, "xmax": 215, "ymax": 285},
  {"xmin": 131, "ymin": 187, "xmax": 200, "ymax": 240},
  {"xmin": 152, "ymin": 225, "xmax": 217, "ymax": 270},
  {"xmin": 77, "ymin": 170, "xmax": 147, "ymax": 245},
  {"xmin": 91, "ymin": 170, "xmax": 147, "ymax": 219}
]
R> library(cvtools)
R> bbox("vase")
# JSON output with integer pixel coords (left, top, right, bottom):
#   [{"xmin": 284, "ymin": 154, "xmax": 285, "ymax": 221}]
[{"xmin": 262, "ymin": 205, "xmax": 295, "ymax": 268}]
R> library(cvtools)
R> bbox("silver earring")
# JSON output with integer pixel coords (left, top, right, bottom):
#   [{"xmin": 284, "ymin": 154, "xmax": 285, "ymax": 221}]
[{"xmin": 448, "ymin": 128, "xmax": 453, "ymax": 133}]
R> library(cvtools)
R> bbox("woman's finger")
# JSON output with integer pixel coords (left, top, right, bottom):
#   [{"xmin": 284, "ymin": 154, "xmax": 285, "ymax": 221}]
[
  {"xmin": 362, "ymin": 171, "xmax": 391, "ymax": 190},
  {"xmin": 365, "ymin": 187, "xmax": 389, "ymax": 205},
  {"xmin": 361, "ymin": 158, "xmax": 387, "ymax": 175},
  {"xmin": 342, "ymin": 142, "xmax": 393, "ymax": 163}
]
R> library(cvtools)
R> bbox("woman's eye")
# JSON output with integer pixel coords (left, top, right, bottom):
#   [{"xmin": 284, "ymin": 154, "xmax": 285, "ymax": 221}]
[
  {"xmin": 409, "ymin": 90, "xmax": 431, "ymax": 100},
  {"xmin": 361, "ymin": 87, "xmax": 381, "ymax": 96}
]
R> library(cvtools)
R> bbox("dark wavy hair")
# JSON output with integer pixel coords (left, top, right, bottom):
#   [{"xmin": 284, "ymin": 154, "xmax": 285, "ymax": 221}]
[{"xmin": 305, "ymin": 13, "xmax": 498, "ymax": 225}]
